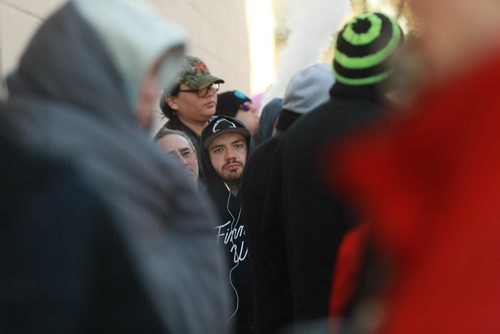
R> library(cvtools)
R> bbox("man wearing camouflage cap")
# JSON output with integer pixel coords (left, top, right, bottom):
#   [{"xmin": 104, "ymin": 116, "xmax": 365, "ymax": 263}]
[{"xmin": 158, "ymin": 56, "xmax": 224, "ymax": 156}]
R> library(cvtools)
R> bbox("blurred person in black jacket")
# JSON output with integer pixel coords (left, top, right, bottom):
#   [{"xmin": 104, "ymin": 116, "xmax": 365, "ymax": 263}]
[{"xmin": 261, "ymin": 12, "xmax": 405, "ymax": 327}]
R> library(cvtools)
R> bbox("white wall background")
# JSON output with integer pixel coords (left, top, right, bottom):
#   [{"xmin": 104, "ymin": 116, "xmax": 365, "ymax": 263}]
[{"xmin": 0, "ymin": 0, "xmax": 276, "ymax": 96}]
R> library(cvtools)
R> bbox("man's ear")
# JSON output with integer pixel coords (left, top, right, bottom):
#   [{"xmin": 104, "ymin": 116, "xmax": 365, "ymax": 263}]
[{"xmin": 166, "ymin": 95, "xmax": 178, "ymax": 111}]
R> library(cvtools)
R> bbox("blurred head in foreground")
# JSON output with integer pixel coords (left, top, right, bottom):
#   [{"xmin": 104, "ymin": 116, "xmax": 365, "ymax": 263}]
[{"xmin": 404, "ymin": 0, "xmax": 500, "ymax": 80}]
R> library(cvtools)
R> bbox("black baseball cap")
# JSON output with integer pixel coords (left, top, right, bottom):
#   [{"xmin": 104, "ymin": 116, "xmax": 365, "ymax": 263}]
[{"xmin": 202, "ymin": 116, "xmax": 250, "ymax": 149}]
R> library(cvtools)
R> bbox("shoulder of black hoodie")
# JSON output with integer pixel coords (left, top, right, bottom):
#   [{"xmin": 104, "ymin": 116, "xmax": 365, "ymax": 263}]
[
  {"xmin": 240, "ymin": 137, "xmax": 279, "ymax": 248},
  {"xmin": 257, "ymin": 137, "xmax": 295, "ymax": 333},
  {"xmin": 276, "ymin": 87, "xmax": 386, "ymax": 322}
]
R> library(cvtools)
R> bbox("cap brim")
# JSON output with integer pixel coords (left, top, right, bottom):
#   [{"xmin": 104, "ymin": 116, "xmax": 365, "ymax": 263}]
[
  {"xmin": 196, "ymin": 75, "xmax": 225, "ymax": 89},
  {"xmin": 204, "ymin": 128, "xmax": 250, "ymax": 148}
]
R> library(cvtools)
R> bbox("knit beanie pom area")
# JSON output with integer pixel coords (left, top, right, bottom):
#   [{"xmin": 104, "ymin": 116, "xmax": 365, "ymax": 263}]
[{"xmin": 333, "ymin": 12, "xmax": 404, "ymax": 87}]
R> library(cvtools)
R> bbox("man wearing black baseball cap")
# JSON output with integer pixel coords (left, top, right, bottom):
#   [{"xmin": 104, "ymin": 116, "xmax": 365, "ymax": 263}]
[{"xmin": 200, "ymin": 115, "xmax": 255, "ymax": 334}]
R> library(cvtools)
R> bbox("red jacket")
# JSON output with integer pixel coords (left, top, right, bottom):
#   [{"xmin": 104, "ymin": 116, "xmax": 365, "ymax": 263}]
[
  {"xmin": 328, "ymin": 224, "xmax": 368, "ymax": 320},
  {"xmin": 334, "ymin": 50, "xmax": 500, "ymax": 334}
]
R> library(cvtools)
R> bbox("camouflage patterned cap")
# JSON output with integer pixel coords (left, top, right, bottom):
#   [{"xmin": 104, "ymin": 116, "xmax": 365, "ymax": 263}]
[{"xmin": 177, "ymin": 56, "xmax": 225, "ymax": 89}]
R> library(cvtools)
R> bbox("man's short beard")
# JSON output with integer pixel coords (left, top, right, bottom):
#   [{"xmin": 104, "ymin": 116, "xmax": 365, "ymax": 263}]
[{"xmin": 220, "ymin": 170, "xmax": 242, "ymax": 183}]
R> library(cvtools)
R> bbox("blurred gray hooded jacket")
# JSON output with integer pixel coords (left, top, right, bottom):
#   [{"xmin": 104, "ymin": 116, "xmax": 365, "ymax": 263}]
[{"xmin": 3, "ymin": 0, "xmax": 230, "ymax": 333}]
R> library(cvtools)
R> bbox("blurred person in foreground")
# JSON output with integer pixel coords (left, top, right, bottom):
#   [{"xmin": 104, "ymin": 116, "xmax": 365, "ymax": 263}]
[
  {"xmin": 2, "ymin": 0, "xmax": 229, "ymax": 333},
  {"xmin": 261, "ymin": 12, "xmax": 405, "ymax": 328},
  {"xmin": 0, "ymin": 121, "xmax": 121, "ymax": 334},
  {"xmin": 155, "ymin": 128, "xmax": 199, "ymax": 185},
  {"xmin": 216, "ymin": 90, "xmax": 260, "ymax": 136},
  {"xmin": 200, "ymin": 116, "xmax": 255, "ymax": 333},
  {"xmin": 239, "ymin": 64, "xmax": 334, "ymax": 334},
  {"xmin": 329, "ymin": 0, "xmax": 500, "ymax": 333},
  {"xmin": 158, "ymin": 56, "xmax": 224, "ymax": 156}
]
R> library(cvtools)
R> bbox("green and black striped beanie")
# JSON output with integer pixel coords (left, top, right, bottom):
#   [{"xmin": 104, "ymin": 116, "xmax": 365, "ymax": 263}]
[{"xmin": 333, "ymin": 12, "xmax": 403, "ymax": 86}]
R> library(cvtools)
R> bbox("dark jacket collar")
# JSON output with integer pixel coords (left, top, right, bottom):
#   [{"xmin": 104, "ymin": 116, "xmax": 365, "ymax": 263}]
[{"xmin": 330, "ymin": 83, "xmax": 388, "ymax": 106}]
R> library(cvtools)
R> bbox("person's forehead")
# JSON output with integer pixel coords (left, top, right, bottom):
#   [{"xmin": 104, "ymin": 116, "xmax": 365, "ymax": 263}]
[
  {"xmin": 157, "ymin": 134, "xmax": 191, "ymax": 150},
  {"xmin": 209, "ymin": 132, "xmax": 246, "ymax": 148}
]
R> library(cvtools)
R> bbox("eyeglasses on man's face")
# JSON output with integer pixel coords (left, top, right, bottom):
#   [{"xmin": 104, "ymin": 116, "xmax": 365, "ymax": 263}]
[{"xmin": 179, "ymin": 83, "xmax": 220, "ymax": 98}]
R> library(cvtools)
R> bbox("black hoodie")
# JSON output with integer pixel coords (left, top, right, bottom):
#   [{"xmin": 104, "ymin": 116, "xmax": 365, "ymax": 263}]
[
  {"xmin": 200, "ymin": 116, "xmax": 255, "ymax": 333},
  {"xmin": 239, "ymin": 109, "xmax": 304, "ymax": 334},
  {"xmin": 261, "ymin": 83, "xmax": 389, "ymax": 326}
]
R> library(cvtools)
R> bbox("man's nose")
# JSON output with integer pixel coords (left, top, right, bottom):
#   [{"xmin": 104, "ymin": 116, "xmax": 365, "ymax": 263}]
[
  {"xmin": 225, "ymin": 147, "xmax": 237, "ymax": 161},
  {"xmin": 178, "ymin": 155, "xmax": 190, "ymax": 165}
]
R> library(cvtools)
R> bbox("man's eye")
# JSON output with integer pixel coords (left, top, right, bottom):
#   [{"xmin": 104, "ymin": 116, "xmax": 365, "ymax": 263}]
[
  {"xmin": 198, "ymin": 88, "xmax": 208, "ymax": 97},
  {"xmin": 181, "ymin": 150, "xmax": 193, "ymax": 158}
]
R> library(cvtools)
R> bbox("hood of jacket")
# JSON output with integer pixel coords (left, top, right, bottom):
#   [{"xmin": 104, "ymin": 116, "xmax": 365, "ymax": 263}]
[{"xmin": 8, "ymin": 0, "xmax": 186, "ymax": 120}]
